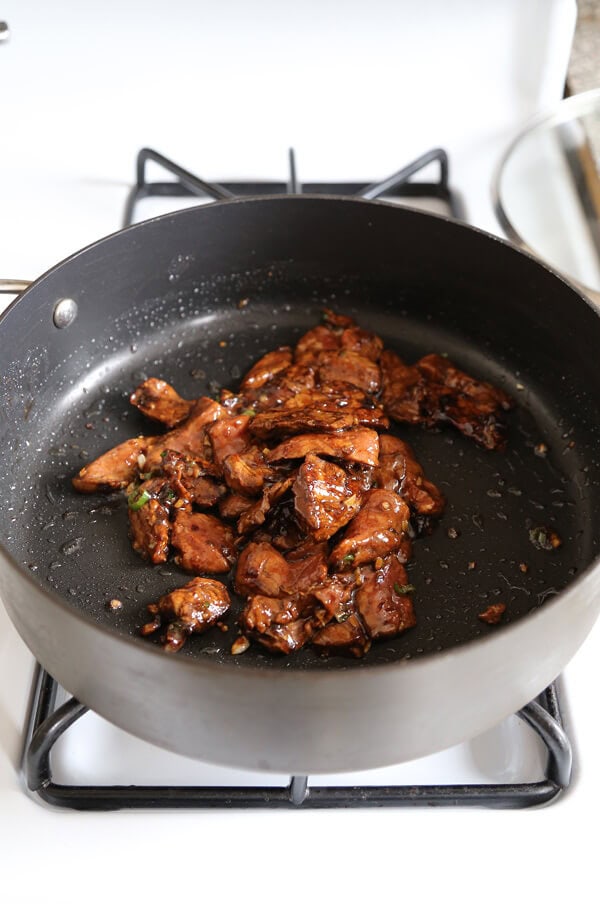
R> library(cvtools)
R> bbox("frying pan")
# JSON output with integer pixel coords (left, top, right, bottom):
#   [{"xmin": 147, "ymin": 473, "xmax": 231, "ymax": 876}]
[{"xmin": 1, "ymin": 196, "xmax": 600, "ymax": 774}]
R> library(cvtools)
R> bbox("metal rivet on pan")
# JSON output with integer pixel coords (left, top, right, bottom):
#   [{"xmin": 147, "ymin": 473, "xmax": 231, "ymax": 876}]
[{"xmin": 53, "ymin": 298, "xmax": 78, "ymax": 329}]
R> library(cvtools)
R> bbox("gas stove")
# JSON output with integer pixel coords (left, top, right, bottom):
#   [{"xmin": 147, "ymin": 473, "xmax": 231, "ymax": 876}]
[
  {"xmin": 15, "ymin": 146, "xmax": 571, "ymax": 812},
  {"xmin": 1, "ymin": 3, "xmax": 598, "ymax": 903}
]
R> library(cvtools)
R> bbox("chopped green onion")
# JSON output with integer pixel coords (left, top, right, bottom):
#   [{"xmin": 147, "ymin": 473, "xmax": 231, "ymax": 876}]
[
  {"xmin": 160, "ymin": 450, "xmax": 168, "ymax": 459},
  {"xmin": 241, "ymin": 408, "xmax": 256, "ymax": 417},
  {"xmin": 341, "ymin": 554, "xmax": 355, "ymax": 565},
  {"xmin": 128, "ymin": 489, "xmax": 151, "ymax": 511},
  {"xmin": 394, "ymin": 582, "xmax": 415, "ymax": 594}
]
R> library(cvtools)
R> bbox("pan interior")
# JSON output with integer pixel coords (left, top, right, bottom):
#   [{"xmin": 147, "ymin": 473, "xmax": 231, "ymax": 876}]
[{"xmin": 2, "ymin": 266, "xmax": 597, "ymax": 672}]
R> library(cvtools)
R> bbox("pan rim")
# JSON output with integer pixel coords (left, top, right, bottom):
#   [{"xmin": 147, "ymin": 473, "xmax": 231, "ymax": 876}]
[
  {"xmin": 1, "ymin": 193, "xmax": 599, "ymax": 678},
  {"xmin": 0, "ymin": 192, "xmax": 596, "ymax": 328}
]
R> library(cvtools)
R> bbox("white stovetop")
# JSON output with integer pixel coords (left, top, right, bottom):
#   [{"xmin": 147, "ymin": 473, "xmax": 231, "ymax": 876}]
[{"xmin": 2, "ymin": 2, "xmax": 600, "ymax": 903}]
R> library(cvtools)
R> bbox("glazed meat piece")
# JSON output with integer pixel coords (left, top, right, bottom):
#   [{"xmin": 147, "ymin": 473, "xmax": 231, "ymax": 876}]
[
  {"xmin": 355, "ymin": 556, "xmax": 416, "ymax": 639},
  {"xmin": 128, "ymin": 477, "xmax": 173, "ymax": 564},
  {"xmin": 171, "ymin": 510, "xmax": 236, "ymax": 573},
  {"xmin": 381, "ymin": 349, "xmax": 512, "ymax": 451},
  {"xmin": 275, "ymin": 386, "xmax": 389, "ymax": 431},
  {"xmin": 235, "ymin": 542, "xmax": 292, "ymax": 597},
  {"xmin": 295, "ymin": 324, "xmax": 341, "ymax": 365},
  {"xmin": 290, "ymin": 381, "xmax": 367, "ymax": 408},
  {"xmin": 309, "ymin": 573, "xmax": 356, "ymax": 622},
  {"xmin": 417, "ymin": 354, "xmax": 513, "ymax": 451},
  {"xmin": 340, "ymin": 326, "xmax": 383, "ymax": 362},
  {"xmin": 267, "ymin": 428, "xmax": 380, "ymax": 468},
  {"xmin": 240, "ymin": 346, "xmax": 293, "ymax": 390},
  {"xmin": 145, "ymin": 397, "xmax": 226, "ymax": 470},
  {"xmin": 265, "ymin": 500, "xmax": 306, "ymax": 551},
  {"xmin": 240, "ymin": 594, "xmax": 315, "ymax": 654},
  {"xmin": 219, "ymin": 493, "xmax": 255, "ymax": 520},
  {"xmin": 160, "ymin": 450, "xmax": 224, "ymax": 507},
  {"xmin": 207, "ymin": 414, "xmax": 252, "ymax": 468},
  {"xmin": 141, "ymin": 577, "xmax": 231, "ymax": 652},
  {"xmin": 312, "ymin": 613, "xmax": 371, "ymax": 658},
  {"xmin": 375, "ymin": 435, "xmax": 444, "ymax": 517},
  {"xmin": 243, "ymin": 364, "xmax": 316, "ymax": 412},
  {"xmin": 286, "ymin": 541, "xmax": 329, "ymax": 592},
  {"xmin": 322, "ymin": 308, "xmax": 356, "ymax": 329},
  {"xmin": 235, "ymin": 540, "xmax": 328, "ymax": 600},
  {"xmin": 380, "ymin": 350, "xmax": 428, "ymax": 425},
  {"xmin": 417, "ymin": 354, "xmax": 513, "ymax": 412},
  {"xmin": 237, "ymin": 477, "xmax": 295, "ymax": 534},
  {"xmin": 72, "ymin": 436, "xmax": 156, "ymax": 493},
  {"xmin": 330, "ymin": 488, "xmax": 410, "ymax": 570},
  {"xmin": 250, "ymin": 407, "xmax": 358, "ymax": 439},
  {"xmin": 130, "ymin": 378, "xmax": 193, "ymax": 428},
  {"xmin": 318, "ymin": 351, "xmax": 381, "ymax": 395},
  {"xmin": 222, "ymin": 445, "xmax": 273, "ymax": 496},
  {"xmin": 293, "ymin": 453, "xmax": 364, "ymax": 540}
]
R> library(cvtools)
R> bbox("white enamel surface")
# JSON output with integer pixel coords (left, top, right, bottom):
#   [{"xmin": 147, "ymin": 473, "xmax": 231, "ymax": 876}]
[{"xmin": 4, "ymin": 3, "xmax": 600, "ymax": 904}]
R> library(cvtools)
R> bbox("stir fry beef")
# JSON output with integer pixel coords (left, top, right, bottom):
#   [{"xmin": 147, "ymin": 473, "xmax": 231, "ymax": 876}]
[
  {"xmin": 128, "ymin": 477, "xmax": 174, "ymax": 564},
  {"xmin": 355, "ymin": 556, "xmax": 416, "ymax": 639},
  {"xmin": 130, "ymin": 378, "xmax": 194, "ymax": 428},
  {"xmin": 160, "ymin": 450, "xmax": 224, "ymax": 507},
  {"xmin": 293, "ymin": 454, "xmax": 364, "ymax": 541},
  {"xmin": 74, "ymin": 307, "xmax": 516, "ymax": 657},
  {"xmin": 240, "ymin": 346, "xmax": 294, "ymax": 391},
  {"xmin": 237, "ymin": 476, "xmax": 295, "ymax": 535},
  {"xmin": 418, "ymin": 354, "xmax": 513, "ymax": 413},
  {"xmin": 207, "ymin": 414, "xmax": 252, "ymax": 468},
  {"xmin": 312, "ymin": 614, "xmax": 371, "ymax": 659},
  {"xmin": 222, "ymin": 445, "xmax": 273, "ymax": 496},
  {"xmin": 141, "ymin": 578, "xmax": 231, "ymax": 652},
  {"xmin": 286, "ymin": 541, "xmax": 329, "ymax": 592},
  {"xmin": 73, "ymin": 436, "xmax": 156, "ymax": 493},
  {"xmin": 219, "ymin": 493, "xmax": 255, "ymax": 520},
  {"xmin": 380, "ymin": 349, "xmax": 512, "ymax": 451},
  {"xmin": 171, "ymin": 511, "xmax": 236, "ymax": 573},
  {"xmin": 240, "ymin": 598, "xmax": 316, "ymax": 654},
  {"xmin": 380, "ymin": 350, "xmax": 430, "ymax": 426},
  {"xmin": 340, "ymin": 326, "xmax": 384, "ymax": 361},
  {"xmin": 242, "ymin": 364, "xmax": 317, "ymax": 412},
  {"xmin": 375, "ymin": 435, "xmax": 445, "ymax": 518},
  {"xmin": 330, "ymin": 489, "xmax": 411, "ymax": 570},
  {"xmin": 295, "ymin": 324, "xmax": 342, "ymax": 365},
  {"xmin": 144, "ymin": 397, "xmax": 226, "ymax": 471},
  {"xmin": 250, "ymin": 407, "xmax": 359, "ymax": 439},
  {"xmin": 235, "ymin": 542, "xmax": 292, "ymax": 597},
  {"xmin": 318, "ymin": 351, "xmax": 381, "ymax": 395},
  {"xmin": 267, "ymin": 428, "xmax": 380, "ymax": 467}
]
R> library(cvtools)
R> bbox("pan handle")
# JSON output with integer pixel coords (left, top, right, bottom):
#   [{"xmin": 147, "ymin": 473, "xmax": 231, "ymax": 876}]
[{"xmin": 0, "ymin": 279, "xmax": 31, "ymax": 294}]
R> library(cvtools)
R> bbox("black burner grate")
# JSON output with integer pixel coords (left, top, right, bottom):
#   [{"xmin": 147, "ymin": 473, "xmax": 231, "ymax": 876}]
[
  {"xmin": 25, "ymin": 667, "xmax": 572, "ymax": 811},
  {"xmin": 122, "ymin": 146, "xmax": 466, "ymax": 227}
]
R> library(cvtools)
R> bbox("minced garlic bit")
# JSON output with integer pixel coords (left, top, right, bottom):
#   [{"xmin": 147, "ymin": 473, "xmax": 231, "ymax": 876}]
[
  {"xmin": 137, "ymin": 453, "xmax": 146, "ymax": 469},
  {"xmin": 108, "ymin": 598, "xmax": 123, "ymax": 611},
  {"xmin": 519, "ymin": 562, "xmax": 529, "ymax": 573},
  {"xmin": 231, "ymin": 636, "xmax": 250, "ymax": 655},
  {"xmin": 374, "ymin": 556, "xmax": 384, "ymax": 570}
]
